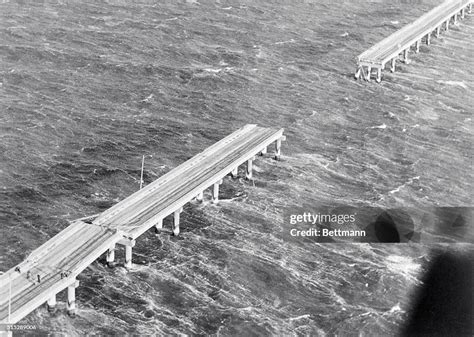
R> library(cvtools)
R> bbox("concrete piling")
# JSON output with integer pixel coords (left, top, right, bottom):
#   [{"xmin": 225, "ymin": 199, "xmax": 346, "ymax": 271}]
[
  {"xmin": 246, "ymin": 158, "xmax": 254, "ymax": 180},
  {"xmin": 106, "ymin": 245, "xmax": 116, "ymax": 267},
  {"xmin": 212, "ymin": 180, "xmax": 222, "ymax": 204},
  {"xmin": 403, "ymin": 49, "xmax": 410, "ymax": 64},
  {"xmin": 125, "ymin": 246, "xmax": 132, "ymax": 269},
  {"xmin": 196, "ymin": 191, "xmax": 204, "ymax": 202},
  {"xmin": 376, "ymin": 68, "xmax": 382, "ymax": 83},
  {"xmin": 67, "ymin": 282, "xmax": 77, "ymax": 317},
  {"xmin": 390, "ymin": 58, "xmax": 396, "ymax": 72},
  {"xmin": 354, "ymin": 66, "xmax": 361, "ymax": 79},
  {"xmin": 173, "ymin": 208, "xmax": 183, "ymax": 235},
  {"xmin": 154, "ymin": 219, "xmax": 163, "ymax": 232},
  {"xmin": 47, "ymin": 294, "xmax": 56, "ymax": 313}
]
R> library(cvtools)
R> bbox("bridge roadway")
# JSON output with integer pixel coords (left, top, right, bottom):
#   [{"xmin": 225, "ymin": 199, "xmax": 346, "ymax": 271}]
[
  {"xmin": 94, "ymin": 124, "xmax": 284, "ymax": 238},
  {"xmin": 0, "ymin": 222, "xmax": 120, "ymax": 324},
  {"xmin": 0, "ymin": 124, "xmax": 285, "ymax": 328},
  {"xmin": 356, "ymin": 0, "xmax": 472, "ymax": 82}
]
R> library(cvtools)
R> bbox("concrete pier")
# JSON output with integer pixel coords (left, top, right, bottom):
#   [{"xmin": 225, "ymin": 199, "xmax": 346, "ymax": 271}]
[
  {"xmin": 213, "ymin": 180, "xmax": 223, "ymax": 203},
  {"xmin": 403, "ymin": 49, "xmax": 410, "ymax": 64},
  {"xmin": 355, "ymin": 0, "xmax": 472, "ymax": 82},
  {"xmin": 47, "ymin": 294, "xmax": 56, "ymax": 312},
  {"xmin": 118, "ymin": 238, "xmax": 136, "ymax": 269},
  {"xmin": 0, "ymin": 124, "xmax": 286, "ymax": 325},
  {"xmin": 275, "ymin": 137, "xmax": 285, "ymax": 160},
  {"xmin": 154, "ymin": 219, "xmax": 163, "ymax": 232},
  {"xmin": 124, "ymin": 246, "xmax": 132, "ymax": 269},
  {"xmin": 106, "ymin": 245, "xmax": 115, "ymax": 267},
  {"xmin": 173, "ymin": 208, "xmax": 183, "ymax": 235},
  {"xmin": 66, "ymin": 281, "xmax": 77, "ymax": 317},
  {"xmin": 246, "ymin": 157, "xmax": 255, "ymax": 180}
]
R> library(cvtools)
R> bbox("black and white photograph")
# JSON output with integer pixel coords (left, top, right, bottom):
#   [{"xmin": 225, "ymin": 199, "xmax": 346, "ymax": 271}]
[{"xmin": 0, "ymin": 0, "xmax": 472, "ymax": 336}]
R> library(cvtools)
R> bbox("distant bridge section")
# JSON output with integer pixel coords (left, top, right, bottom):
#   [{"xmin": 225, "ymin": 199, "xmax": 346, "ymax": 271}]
[{"xmin": 355, "ymin": 0, "xmax": 472, "ymax": 82}]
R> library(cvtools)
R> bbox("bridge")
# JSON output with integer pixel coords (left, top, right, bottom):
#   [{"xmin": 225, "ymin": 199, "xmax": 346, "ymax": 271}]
[
  {"xmin": 0, "ymin": 124, "xmax": 285, "ymax": 333},
  {"xmin": 355, "ymin": 0, "xmax": 472, "ymax": 82}
]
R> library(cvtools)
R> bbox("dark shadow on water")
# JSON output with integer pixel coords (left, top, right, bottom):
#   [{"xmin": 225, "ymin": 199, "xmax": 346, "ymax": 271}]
[
  {"xmin": 363, "ymin": 208, "xmax": 418, "ymax": 243},
  {"xmin": 400, "ymin": 249, "xmax": 473, "ymax": 337}
]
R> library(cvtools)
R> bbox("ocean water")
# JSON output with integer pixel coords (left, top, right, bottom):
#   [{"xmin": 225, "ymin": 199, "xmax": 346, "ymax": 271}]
[{"xmin": 0, "ymin": 0, "xmax": 473, "ymax": 335}]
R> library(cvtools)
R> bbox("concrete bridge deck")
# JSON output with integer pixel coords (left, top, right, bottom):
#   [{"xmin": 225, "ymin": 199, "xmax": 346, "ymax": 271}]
[
  {"xmin": 0, "ymin": 124, "xmax": 285, "ymax": 330},
  {"xmin": 0, "ymin": 221, "xmax": 120, "ymax": 324},
  {"xmin": 355, "ymin": 0, "xmax": 472, "ymax": 82},
  {"xmin": 94, "ymin": 124, "xmax": 285, "ymax": 239}
]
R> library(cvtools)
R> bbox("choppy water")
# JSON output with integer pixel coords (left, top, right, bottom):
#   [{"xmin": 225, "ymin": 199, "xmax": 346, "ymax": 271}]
[{"xmin": 1, "ymin": 0, "xmax": 473, "ymax": 336}]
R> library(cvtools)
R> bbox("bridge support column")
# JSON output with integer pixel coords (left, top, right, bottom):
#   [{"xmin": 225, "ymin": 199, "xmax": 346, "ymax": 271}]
[
  {"xmin": 454, "ymin": 13, "xmax": 458, "ymax": 25},
  {"xmin": 67, "ymin": 280, "xmax": 79, "ymax": 317},
  {"xmin": 376, "ymin": 68, "xmax": 382, "ymax": 83},
  {"xmin": 196, "ymin": 191, "xmax": 204, "ymax": 202},
  {"xmin": 106, "ymin": 245, "xmax": 116, "ymax": 267},
  {"xmin": 231, "ymin": 167, "xmax": 238, "ymax": 178},
  {"xmin": 355, "ymin": 66, "xmax": 362, "ymax": 80},
  {"xmin": 47, "ymin": 294, "xmax": 57, "ymax": 312},
  {"xmin": 246, "ymin": 157, "xmax": 255, "ymax": 180},
  {"xmin": 154, "ymin": 219, "xmax": 163, "ymax": 232},
  {"xmin": 403, "ymin": 49, "xmax": 410, "ymax": 64},
  {"xmin": 469, "ymin": 3, "xmax": 472, "ymax": 14},
  {"xmin": 415, "ymin": 40, "xmax": 420, "ymax": 53},
  {"xmin": 426, "ymin": 33, "xmax": 431, "ymax": 45},
  {"xmin": 173, "ymin": 207, "xmax": 183, "ymax": 235},
  {"xmin": 260, "ymin": 146, "xmax": 267, "ymax": 156},
  {"xmin": 117, "ymin": 238, "xmax": 136, "ymax": 268},
  {"xmin": 125, "ymin": 246, "xmax": 132, "ymax": 268},
  {"xmin": 436, "ymin": 26, "xmax": 441, "ymax": 38},
  {"xmin": 212, "ymin": 180, "xmax": 222, "ymax": 204},
  {"xmin": 390, "ymin": 58, "xmax": 396, "ymax": 73},
  {"xmin": 366, "ymin": 66, "xmax": 371, "ymax": 81},
  {"xmin": 461, "ymin": 8, "xmax": 465, "ymax": 19},
  {"xmin": 446, "ymin": 19, "xmax": 449, "ymax": 31},
  {"xmin": 275, "ymin": 137, "xmax": 285, "ymax": 160}
]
